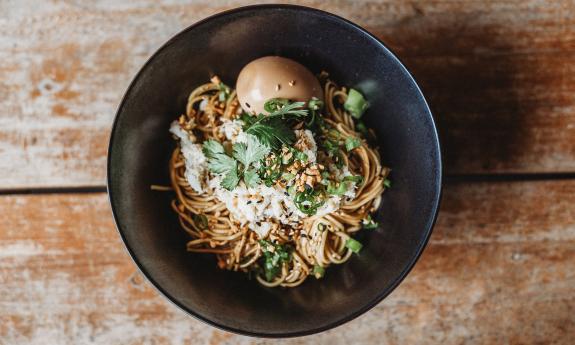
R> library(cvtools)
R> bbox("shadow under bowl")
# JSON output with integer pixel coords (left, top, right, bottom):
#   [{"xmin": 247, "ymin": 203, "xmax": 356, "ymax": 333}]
[{"xmin": 107, "ymin": 4, "xmax": 442, "ymax": 338}]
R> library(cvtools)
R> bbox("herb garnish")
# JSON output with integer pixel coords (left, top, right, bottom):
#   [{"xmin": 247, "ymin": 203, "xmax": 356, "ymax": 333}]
[
  {"xmin": 259, "ymin": 153, "xmax": 283, "ymax": 187},
  {"xmin": 313, "ymin": 265, "xmax": 325, "ymax": 279},
  {"xmin": 259, "ymin": 240, "xmax": 292, "ymax": 281},
  {"xmin": 218, "ymin": 82, "xmax": 231, "ymax": 102},
  {"xmin": 362, "ymin": 215, "xmax": 378, "ymax": 229},
  {"xmin": 383, "ymin": 178, "xmax": 392, "ymax": 188},
  {"xmin": 345, "ymin": 237, "xmax": 363, "ymax": 253},
  {"xmin": 344, "ymin": 88, "xmax": 369, "ymax": 118},
  {"xmin": 210, "ymin": 76, "xmax": 231, "ymax": 102},
  {"xmin": 343, "ymin": 175, "xmax": 364, "ymax": 185},
  {"xmin": 232, "ymin": 134, "xmax": 270, "ymax": 168},
  {"xmin": 306, "ymin": 97, "xmax": 324, "ymax": 129},
  {"xmin": 221, "ymin": 165, "xmax": 240, "ymax": 190},
  {"xmin": 327, "ymin": 181, "xmax": 350, "ymax": 196},
  {"xmin": 202, "ymin": 135, "xmax": 270, "ymax": 190},
  {"xmin": 294, "ymin": 187, "xmax": 325, "ymax": 215},
  {"xmin": 345, "ymin": 136, "xmax": 361, "ymax": 151},
  {"xmin": 356, "ymin": 121, "xmax": 369, "ymax": 138},
  {"xmin": 242, "ymin": 100, "xmax": 309, "ymax": 150},
  {"xmin": 243, "ymin": 168, "xmax": 261, "ymax": 188},
  {"xmin": 263, "ymin": 98, "xmax": 289, "ymax": 113},
  {"xmin": 202, "ymin": 139, "xmax": 226, "ymax": 158}
]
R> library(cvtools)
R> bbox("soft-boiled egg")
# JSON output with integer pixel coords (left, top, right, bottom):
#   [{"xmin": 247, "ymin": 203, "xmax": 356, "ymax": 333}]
[{"xmin": 236, "ymin": 56, "xmax": 323, "ymax": 115}]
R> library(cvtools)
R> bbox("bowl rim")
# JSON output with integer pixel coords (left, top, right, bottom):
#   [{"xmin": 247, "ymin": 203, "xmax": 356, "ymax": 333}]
[{"xmin": 107, "ymin": 3, "xmax": 443, "ymax": 338}]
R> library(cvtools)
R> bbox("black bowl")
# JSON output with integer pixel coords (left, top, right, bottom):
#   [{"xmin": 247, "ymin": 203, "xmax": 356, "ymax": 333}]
[{"xmin": 108, "ymin": 4, "xmax": 441, "ymax": 337}]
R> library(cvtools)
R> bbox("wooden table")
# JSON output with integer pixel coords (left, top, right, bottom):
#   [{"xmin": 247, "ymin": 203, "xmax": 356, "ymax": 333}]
[{"xmin": 1, "ymin": 1, "xmax": 573, "ymax": 344}]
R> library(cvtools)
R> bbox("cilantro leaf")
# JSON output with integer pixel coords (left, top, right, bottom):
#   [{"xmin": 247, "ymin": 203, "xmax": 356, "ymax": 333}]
[
  {"xmin": 203, "ymin": 139, "xmax": 240, "ymax": 190},
  {"xmin": 244, "ymin": 100, "xmax": 309, "ymax": 150},
  {"xmin": 207, "ymin": 153, "xmax": 236, "ymax": 174},
  {"xmin": 202, "ymin": 139, "xmax": 225, "ymax": 158},
  {"xmin": 232, "ymin": 142, "xmax": 248, "ymax": 165},
  {"xmin": 246, "ymin": 118, "xmax": 295, "ymax": 150},
  {"xmin": 221, "ymin": 165, "xmax": 240, "ymax": 191},
  {"xmin": 244, "ymin": 168, "xmax": 261, "ymax": 188},
  {"xmin": 345, "ymin": 136, "xmax": 361, "ymax": 152},
  {"xmin": 232, "ymin": 134, "xmax": 270, "ymax": 167}
]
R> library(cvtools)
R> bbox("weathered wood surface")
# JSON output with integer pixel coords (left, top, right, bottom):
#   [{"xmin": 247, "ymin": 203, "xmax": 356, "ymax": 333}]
[
  {"xmin": 1, "ymin": 0, "xmax": 574, "ymax": 188},
  {"xmin": 1, "ymin": 180, "xmax": 573, "ymax": 344}
]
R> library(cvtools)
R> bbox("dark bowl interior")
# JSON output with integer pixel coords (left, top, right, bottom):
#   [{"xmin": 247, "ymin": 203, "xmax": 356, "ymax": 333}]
[{"xmin": 108, "ymin": 5, "xmax": 441, "ymax": 337}]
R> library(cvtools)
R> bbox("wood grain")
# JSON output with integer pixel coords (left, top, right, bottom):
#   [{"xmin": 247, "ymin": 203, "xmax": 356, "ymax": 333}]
[
  {"xmin": 0, "ymin": 0, "xmax": 574, "ymax": 188},
  {"xmin": 0, "ymin": 180, "xmax": 573, "ymax": 344}
]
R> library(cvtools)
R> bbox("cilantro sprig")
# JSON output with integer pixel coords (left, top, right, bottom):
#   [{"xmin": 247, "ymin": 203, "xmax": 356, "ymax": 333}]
[
  {"xmin": 202, "ymin": 135, "xmax": 270, "ymax": 190},
  {"xmin": 232, "ymin": 135, "xmax": 270, "ymax": 167},
  {"xmin": 242, "ymin": 99, "xmax": 309, "ymax": 150}
]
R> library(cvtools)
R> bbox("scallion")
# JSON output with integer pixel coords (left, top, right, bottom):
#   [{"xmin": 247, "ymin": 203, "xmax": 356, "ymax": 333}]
[
  {"xmin": 345, "ymin": 238, "xmax": 363, "ymax": 253},
  {"xmin": 344, "ymin": 175, "xmax": 364, "ymax": 185},
  {"xmin": 264, "ymin": 98, "xmax": 289, "ymax": 113},
  {"xmin": 383, "ymin": 179, "xmax": 392, "ymax": 188},
  {"xmin": 356, "ymin": 121, "xmax": 369, "ymax": 138},
  {"xmin": 344, "ymin": 88, "xmax": 369, "ymax": 119},
  {"xmin": 345, "ymin": 136, "xmax": 361, "ymax": 151},
  {"xmin": 218, "ymin": 82, "xmax": 230, "ymax": 102},
  {"xmin": 281, "ymin": 172, "xmax": 295, "ymax": 182},
  {"xmin": 362, "ymin": 215, "xmax": 379, "ymax": 229},
  {"xmin": 308, "ymin": 97, "xmax": 324, "ymax": 111},
  {"xmin": 327, "ymin": 181, "xmax": 348, "ymax": 196},
  {"xmin": 294, "ymin": 150, "xmax": 308, "ymax": 162},
  {"xmin": 313, "ymin": 265, "xmax": 325, "ymax": 279}
]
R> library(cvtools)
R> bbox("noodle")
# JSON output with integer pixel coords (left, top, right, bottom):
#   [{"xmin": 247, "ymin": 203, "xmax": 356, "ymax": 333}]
[{"xmin": 167, "ymin": 76, "xmax": 389, "ymax": 287}]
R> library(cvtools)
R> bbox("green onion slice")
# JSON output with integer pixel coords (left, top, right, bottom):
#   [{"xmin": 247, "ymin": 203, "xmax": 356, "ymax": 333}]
[
  {"xmin": 263, "ymin": 98, "xmax": 289, "ymax": 113},
  {"xmin": 344, "ymin": 88, "xmax": 369, "ymax": 119},
  {"xmin": 345, "ymin": 238, "xmax": 363, "ymax": 253},
  {"xmin": 327, "ymin": 182, "xmax": 349, "ymax": 196},
  {"xmin": 345, "ymin": 136, "xmax": 361, "ymax": 151},
  {"xmin": 281, "ymin": 172, "xmax": 295, "ymax": 182},
  {"xmin": 343, "ymin": 175, "xmax": 364, "ymax": 185},
  {"xmin": 308, "ymin": 97, "xmax": 324, "ymax": 111},
  {"xmin": 313, "ymin": 265, "xmax": 325, "ymax": 279},
  {"xmin": 294, "ymin": 150, "xmax": 308, "ymax": 162}
]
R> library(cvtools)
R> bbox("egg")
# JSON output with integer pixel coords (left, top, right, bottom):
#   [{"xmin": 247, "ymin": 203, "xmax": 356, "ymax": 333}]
[{"xmin": 236, "ymin": 56, "xmax": 323, "ymax": 115}]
